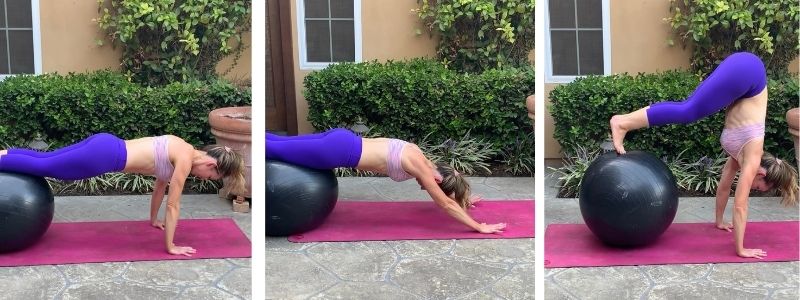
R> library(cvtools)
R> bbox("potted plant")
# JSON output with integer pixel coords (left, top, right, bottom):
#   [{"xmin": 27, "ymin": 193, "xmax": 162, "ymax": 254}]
[{"xmin": 209, "ymin": 106, "xmax": 252, "ymax": 212}]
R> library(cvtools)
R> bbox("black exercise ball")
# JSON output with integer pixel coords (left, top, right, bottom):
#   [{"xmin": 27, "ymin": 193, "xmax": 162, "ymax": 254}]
[
  {"xmin": 579, "ymin": 151, "xmax": 679, "ymax": 247},
  {"xmin": 0, "ymin": 172, "xmax": 54, "ymax": 253},
  {"xmin": 266, "ymin": 160, "xmax": 338, "ymax": 236}
]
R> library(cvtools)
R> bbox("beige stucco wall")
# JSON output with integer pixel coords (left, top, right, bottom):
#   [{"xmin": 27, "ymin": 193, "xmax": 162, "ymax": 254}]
[
  {"xmin": 292, "ymin": 0, "xmax": 438, "ymax": 133},
  {"xmin": 40, "ymin": 1, "xmax": 120, "ymax": 73},
  {"xmin": 39, "ymin": 1, "xmax": 250, "ymax": 81}
]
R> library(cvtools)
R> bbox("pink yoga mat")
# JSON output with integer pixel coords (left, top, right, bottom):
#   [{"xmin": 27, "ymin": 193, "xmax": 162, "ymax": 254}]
[
  {"xmin": 545, "ymin": 221, "xmax": 799, "ymax": 268},
  {"xmin": 0, "ymin": 218, "xmax": 251, "ymax": 267},
  {"xmin": 288, "ymin": 200, "xmax": 534, "ymax": 242}
]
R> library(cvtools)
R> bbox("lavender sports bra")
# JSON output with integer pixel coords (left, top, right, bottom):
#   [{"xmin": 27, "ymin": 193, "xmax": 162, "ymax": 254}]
[
  {"xmin": 153, "ymin": 136, "xmax": 175, "ymax": 181},
  {"xmin": 387, "ymin": 139, "xmax": 415, "ymax": 182}
]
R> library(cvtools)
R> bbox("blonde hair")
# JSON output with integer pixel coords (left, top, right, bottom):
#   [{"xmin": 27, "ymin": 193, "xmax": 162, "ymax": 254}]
[
  {"xmin": 761, "ymin": 152, "xmax": 798, "ymax": 206},
  {"xmin": 204, "ymin": 145, "xmax": 246, "ymax": 196},
  {"xmin": 436, "ymin": 164, "xmax": 471, "ymax": 210}
]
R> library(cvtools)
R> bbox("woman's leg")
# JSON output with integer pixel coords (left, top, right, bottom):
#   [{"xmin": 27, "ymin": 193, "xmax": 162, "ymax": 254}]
[
  {"xmin": 610, "ymin": 52, "xmax": 767, "ymax": 153},
  {"xmin": 266, "ymin": 129, "xmax": 341, "ymax": 141},
  {"xmin": 4, "ymin": 134, "xmax": 104, "ymax": 158},
  {"xmin": 0, "ymin": 133, "xmax": 126, "ymax": 180},
  {"xmin": 267, "ymin": 128, "xmax": 362, "ymax": 169}
]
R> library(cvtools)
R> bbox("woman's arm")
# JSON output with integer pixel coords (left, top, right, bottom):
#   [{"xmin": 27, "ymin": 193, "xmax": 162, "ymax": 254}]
[
  {"xmin": 406, "ymin": 151, "xmax": 505, "ymax": 233},
  {"xmin": 149, "ymin": 179, "xmax": 168, "ymax": 229},
  {"xmin": 732, "ymin": 148, "xmax": 767, "ymax": 259},
  {"xmin": 714, "ymin": 157, "xmax": 739, "ymax": 231},
  {"xmin": 163, "ymin": 146, "xmax": 196, "ymax": 256}
]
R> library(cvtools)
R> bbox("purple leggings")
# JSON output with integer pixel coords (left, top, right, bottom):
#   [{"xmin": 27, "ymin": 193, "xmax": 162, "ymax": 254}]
[
  {"xmin": 0, "ymin": 133, "xmax": 127, "ymax": 180},
  {"xmin": 646, "ymin": 52, "xmax": 767, "ymax": 126},
  {"xmin": 266, "ymin": 128, "xmax": 363, "ymax": 169}
]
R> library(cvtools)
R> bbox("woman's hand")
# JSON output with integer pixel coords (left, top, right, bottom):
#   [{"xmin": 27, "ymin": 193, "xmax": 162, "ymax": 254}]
[
  {"xmin": 737, "ymin": 248, "xmax": 766, "ymax": 259},
  {"xmin": 715, "ymin": 221, "xmax": 733, "ymax": 232},
  {"xmin": 168, "ymin": 245, "xmax": 197, "ymax": 257},
  {"xmin": 477, "ymin": 222, "xmax": 506, "ymax": 234}
]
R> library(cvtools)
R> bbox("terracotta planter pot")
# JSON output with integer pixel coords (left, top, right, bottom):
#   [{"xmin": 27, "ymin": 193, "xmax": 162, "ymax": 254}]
[
  {"xmin": 209, "ymin": 106, "xmax": 252, "ymax": 199},
  {"xmin": 787, "ymin": 108, "xmax": 799, "ymax": 165}
]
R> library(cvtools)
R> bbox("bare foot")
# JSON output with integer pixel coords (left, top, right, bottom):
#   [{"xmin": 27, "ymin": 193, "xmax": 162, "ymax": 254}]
[{"xmin": 609, "ymin": 115, "xmax": 628, "ymax": 154}]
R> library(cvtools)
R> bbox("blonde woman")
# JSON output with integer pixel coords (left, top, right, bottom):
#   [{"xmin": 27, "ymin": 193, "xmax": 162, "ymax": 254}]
[
  {"xmin": 0, "ymin": 133, "xmax": 246, "ymax": 256},
  {"xmin": 267, "ymin": 128, "xmax": 507, "ymax": 234}
]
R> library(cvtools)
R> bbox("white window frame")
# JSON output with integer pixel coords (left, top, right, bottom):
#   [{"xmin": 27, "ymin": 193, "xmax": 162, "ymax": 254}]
[
  {"xmin": 0, "ymin": 0, "xmax": 41, "ymax": 80},
  {"xmin": 544, "ymin": 0, "xmax": 610, "ymax": 84},
  {"xmin": 297, "ymin": 0, "xmax": 362, "ymax": 70}
]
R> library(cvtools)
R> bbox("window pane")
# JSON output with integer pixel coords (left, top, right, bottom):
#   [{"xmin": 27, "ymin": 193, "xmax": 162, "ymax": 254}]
[
  {"xmin": 0, "ymin": 31, "xmax": 8, "ymax": 74},
  {"xmin": 578, "ymin": 30, "xmax": 603, "ymax": 75},
  {"xmin": 549, "ymin": 0, "xmax": 575, "ymax": 28},
  {"xmin": 8, "ymin": 30, "xmax": 33, "ymax": 73},
  {"xmin": 330, "ymin": 0, "xmax": 353, "ymax": 18},
  {"xmin": 331, "ymin": 20, "xmax": 354, "ymax": 62},
  {"xmin": 551, "ymin": 31, "xmax": 578, "ymax": 76},
  {"xmin": 304, "ymin": 0, "xmax": 329, "ymax": 18},
  {"xmin": 0, "ymin": 1, "xmax": 6, "ymax": 28},
  {"xmin": 6, "ymin": 0, "xmax": 31, "ymax": 28},
  {"xmin": 577, "ymin": 0, "xmax": 602, "ymax": 28},
  {"xmin": 306, "ymin": 20, "xmax": 331, "ymax": 62}
]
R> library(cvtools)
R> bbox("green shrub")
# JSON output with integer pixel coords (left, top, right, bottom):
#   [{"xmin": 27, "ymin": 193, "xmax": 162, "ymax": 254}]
[
  {"xmin": 0, "ymin": 70, "xmax": 250, "ymax": 148},
  {"xmin": 96, "ymin": 0, "xmax": 251, "ymax": 85},
  {"xmin": 305, "ymin": 59, "xmax": 534, "ymax": 158},
  {"xmin": 549, "ymin": 71, "xmax": 797, "ymax": 162},
  {"xmin": 416, "ymin": 0, "xmax": 535, "ymax": 73},
  {"xmin": 667, "ymin": 0, "xmax": 799, "ymax": 75}
]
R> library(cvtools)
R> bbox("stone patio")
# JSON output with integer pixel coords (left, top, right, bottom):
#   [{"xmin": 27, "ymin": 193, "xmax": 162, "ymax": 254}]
[
  {"xmin": 0, "ymin": 194, "xmax": 252, "ymax": 300},
  {"xmin": 543, "ymin": 167, "xmax": 800, "ymax": 300},
  {"xmin": 266, "ymin": 177, "xmax": 535, "ymax": 299}
]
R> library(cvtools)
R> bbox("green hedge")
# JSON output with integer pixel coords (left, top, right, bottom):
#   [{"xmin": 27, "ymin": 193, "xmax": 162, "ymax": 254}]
[
  {"xmin": 0, "ymin": 70, "xmax": 251, "ymax": 148},
  {"xmin": 305, "ymin": 59, "xmax": 534, "ymax": 153},
  {"xmin": 550, "ymin": 71, "xmax": 798, "ymax": 162}
]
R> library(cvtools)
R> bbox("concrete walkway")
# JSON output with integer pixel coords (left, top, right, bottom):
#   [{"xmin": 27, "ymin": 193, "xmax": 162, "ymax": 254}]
[
  {"xmin": 1, "ymin": 194, "xmax": 252, "ymax": 300},
  {"xmin": 543, "ymin": 167, "xmax": 799, "ymax": 300},
  {"xmin": 266, "ymin": 177, "xmax": 535, "ymax": 299}
]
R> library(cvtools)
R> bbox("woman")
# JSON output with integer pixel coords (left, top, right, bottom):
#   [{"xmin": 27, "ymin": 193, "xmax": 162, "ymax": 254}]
[
  {"xmin": 609, "ymin": 52, "xmax": 798, "ymax": 259},
  {"xmin": 0, "ymin": 133, "xmax": 246, "ymax": 256},
  {"xmin": 266, "ymin": 129, "xmax": 507, "ymax": 234}
]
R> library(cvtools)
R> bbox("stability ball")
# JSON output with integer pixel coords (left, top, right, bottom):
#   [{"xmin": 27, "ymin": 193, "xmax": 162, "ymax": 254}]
[
  {"xmin": 579, "ymin": 151, "xmax": 678, "ymax": 247},
  {"xmin": 266, "ymin": 160, "xmax": 338, "ymax": 236},
  {"xmin": 0, "ymin": 172, "xmax": 54, "ymax": 253}
]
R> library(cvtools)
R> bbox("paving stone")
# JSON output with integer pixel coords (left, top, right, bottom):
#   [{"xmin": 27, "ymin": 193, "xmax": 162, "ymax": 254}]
[
  {"xmin": 0, "ymin": 266, "xmax": 65, "ymax": 299},
  {"xmin": 543, "ymin": 278, "xmax": 574, "ymax": 300},
  {"xmin": 61, "ymin": 280, "xmax": 181, "ymax": 299},
  {"xmin": 309, "ymin": 282, "xmax": 419, "ymax": 300},
  {"xmin": 492, "ymin": 264, "xmax": 535, "ymax": 300},
  {"xmin": 122, "ymin": 259, "xmax": 232, "ymax": 286},
  {"xmin": 179, "ymin": 286, "xmax": 240, "ymax": 300},
  {"xmin": 59, "ymin": 262, "xmax": 129, "ymax": 283},
  {"xmin": 456, "ymin": 289, "xmax": 503, "ymax": 300},
  {"xmin": 265, "ymin": 252, "xmax": 338, "ymax": 299},
  {"xmin": 641, "ymin": 264, "xmax": 711, "ymax": 284},
  {"xmin": 648, "ymin": 281, "xmax": 768, "ymax": 300},
  {"xmin": 387, "ymin": 240, "xmax": 455, "ymax": 257},
  {"xmin": 453, "ymin": 239, "xmax": 534, "ymax": 265},
  {"xmin": 772, "ymin": 287, "xmax": 800, "ymax": 300},
  {"xmin": 306, "ymin": 242, "xmax": 397, "ymax": 281},
  {"xmin": 391, "ymin": 256, "xmax": 507, "ymax": 299},
  {"xmin": 708, "ymin": 262, "xmax": 799, "ymax": 290},
  {"xmin": 218, "ymin": 267, "xmax": 252, "ymax": 299},
  {"xmin": 551, "ymin": 267, "xmax": 649, "ymax": 299}
]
